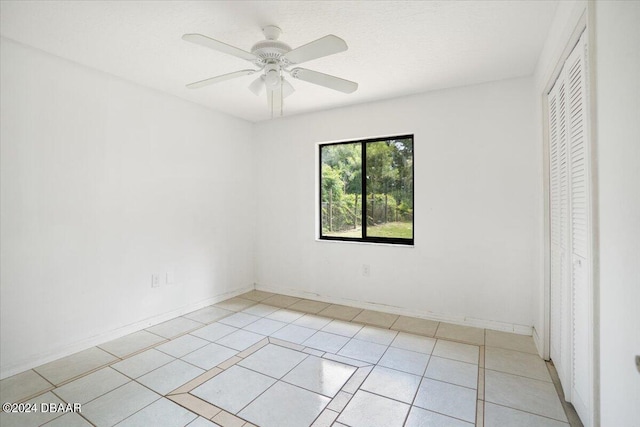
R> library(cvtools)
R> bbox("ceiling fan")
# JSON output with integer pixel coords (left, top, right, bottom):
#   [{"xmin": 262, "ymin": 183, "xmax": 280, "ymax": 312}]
[{"xmin": 182, "ymin": 26, "xmax": 358, "ymax": 117}]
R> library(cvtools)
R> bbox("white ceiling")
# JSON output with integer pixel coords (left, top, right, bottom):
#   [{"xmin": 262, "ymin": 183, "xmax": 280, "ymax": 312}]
[{"xmin": 0, "ymin": 1, "xmax": 558, "ymax": 122}]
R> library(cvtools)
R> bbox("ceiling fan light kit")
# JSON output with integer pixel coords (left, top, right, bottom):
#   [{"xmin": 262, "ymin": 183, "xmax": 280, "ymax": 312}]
[{"xmin": 182, "ymin": 25, "xmax": 358, "ymax": 118}]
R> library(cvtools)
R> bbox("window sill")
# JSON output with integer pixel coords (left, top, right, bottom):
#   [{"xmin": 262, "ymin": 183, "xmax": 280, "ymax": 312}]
[{"xmin": 315, "ymin": 238, "xmax": 415, "ymax": 248}]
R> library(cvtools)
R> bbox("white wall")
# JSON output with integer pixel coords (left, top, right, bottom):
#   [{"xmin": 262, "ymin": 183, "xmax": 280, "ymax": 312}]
[
  {"xmin": 0, "ymin": 38, "xmax": 255, "ymax": 378},
  {"xmin": 254, "ymin": 77, "xmax": 539, "ymax": 331},
  {"xmin": 592, "ymin": 1, "xmax": 640, "ymax": 424}
]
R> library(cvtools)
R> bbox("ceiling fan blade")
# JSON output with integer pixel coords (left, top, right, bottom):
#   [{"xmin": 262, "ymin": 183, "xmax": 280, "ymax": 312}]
[
  {"xmin": 186, "ymin": 69, "xmax": 256, "ymax": 89},
  {"xmin": 283, "ymin": 35, "xmax": 348, "ymax": 65},
  {"xmin": 290, "ymin": 68, "xmax": 358, "ymax": 93},
  {"xmin": 282, "ymin": 78, "xmax": 295, "ymax": 98},
  {"xmin": 248, "ymin": 76, "xmax": 265, "ymax": 96},
  {"xmin": 182, "ymin": 33, "xmax": 256, "ymax": 61}
]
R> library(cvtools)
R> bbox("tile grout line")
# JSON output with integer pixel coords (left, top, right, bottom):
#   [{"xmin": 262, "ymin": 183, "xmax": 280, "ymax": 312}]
[
  {"xmin": 41, "ymin": 359, "xmax": 121, "ymax": 390},
  {"xmin": 31, "ymin": 368, "xmax": 55, "ymax": 389},
  {"xmin": 429, "ymin": 353, "xmax": 480, "ymax": 368},
  {"xmin": 483, "ymin": 367, "xmax": 556, "ymax": 383},
  {"xmin": 96, "ymin": 342, "xmax": 161, "ymax": 361},
  {"xmin": 49, "ymin": 373, "xmax": 139, "ymax": 412},
  {"xmin": 73, "ymin": 380, "xmax": 159, "ymax": 426},
  {"xmin": 400, "ymin": 364, "xmax": 424, "ymax": 426},
  {"xmin": 407, "ymin": 347, "xmax": 436, "ymax": 409},
  {"xmin": 9, "ymin": 370, "xmax": 57, "ymax": 405},
  {"xmin": 486, "ymin": 401, "xmax": 573, "ymax": 425},
  {"xmin": 484, "ymin": 343, "xmax": 543, "ymax": 356},
  {"xmin": 103, "ymin": 381, "xmax": 164, "ymax": 426},
  {"xmin": 154, "ymin": 338, "xmax": 212, "ymax": 362},
  {"xmin": 77, "ymin": 411, "xmax": 98, "ymax": 427},
  {"xmin": 167, "ymin": 393, "xmax": 222, "ymax": 421},
  {"xmin": 397, "ymin": 370, "xmax": 476, "ymax": 427},
  {"xmin": 420, "ymin": 374, "xmax": 479, "ymax": 392}
]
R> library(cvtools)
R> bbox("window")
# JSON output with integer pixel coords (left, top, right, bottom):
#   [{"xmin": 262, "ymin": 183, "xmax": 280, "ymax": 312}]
[{"xmin": 319, "ymin": 135, "xmax": 414, "ymax": 245}]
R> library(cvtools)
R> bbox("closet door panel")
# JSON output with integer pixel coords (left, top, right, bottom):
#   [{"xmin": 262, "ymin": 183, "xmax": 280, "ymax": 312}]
[
  {"xmin": 549, "ymin": 68, "xmax": 572, "ymax": 397},
  {"xmin": 567, "ymin": 34, "xmax": 592, "ymax": 423},
  {"xmin": 548, "ymin": 86, "xmax": 562, "ymax": 368}
]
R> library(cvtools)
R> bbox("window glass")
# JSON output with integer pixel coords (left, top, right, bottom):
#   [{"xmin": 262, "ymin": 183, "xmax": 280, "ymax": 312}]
[
  {"xmin": 321, "ymin": 142, "xmax": 362, "ymax": 238},
  {"xmin": 366, "ymin": 138, "xmax": 413, "ymax": 239}
]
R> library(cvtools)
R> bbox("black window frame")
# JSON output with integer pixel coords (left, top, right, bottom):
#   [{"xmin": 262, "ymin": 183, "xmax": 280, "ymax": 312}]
[{"xmin": 319, "ymin": 134, "xmax": 414, "ymax": 246}]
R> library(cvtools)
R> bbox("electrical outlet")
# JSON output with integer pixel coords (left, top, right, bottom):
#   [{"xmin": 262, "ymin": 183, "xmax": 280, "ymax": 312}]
[
  {"xmin": 151, "ymin": 274, "xmax": 160, "ymax": 288},
  {"xmin": 362, "ymin": 264, "xmax": 371, "ymax": 277}
]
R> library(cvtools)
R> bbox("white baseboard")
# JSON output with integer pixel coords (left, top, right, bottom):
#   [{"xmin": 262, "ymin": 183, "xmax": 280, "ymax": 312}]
[
  {"xmin": 0, "ymin": 285, "xmax": 253, "ymax": 380},
  {"xmin": 255, "ymin": 283, "xmax": 533, "ymax": 336}
]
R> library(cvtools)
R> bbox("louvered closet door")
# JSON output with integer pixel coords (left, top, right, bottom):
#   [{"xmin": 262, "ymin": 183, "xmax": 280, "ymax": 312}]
[
  {"xmin": 567, "ymin": 32, "xmax": 592, "ymax": 423},
  {"xmin": 549, "ymin": 85, "xmax": 560, "ymax": 368},
  {"xmin": 547, "ymin": 32, "xmax": 592, "ymax": 426},
  {"xmin": 548, "ymin": 70, "xmax": 571, "ymax": 398}
]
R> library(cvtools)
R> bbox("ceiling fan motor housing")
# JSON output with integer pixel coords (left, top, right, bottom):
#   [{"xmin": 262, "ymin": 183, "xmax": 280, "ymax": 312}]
[{"xmin": 251, "ymin": 39, "xmax": 291, "ymax": 63}]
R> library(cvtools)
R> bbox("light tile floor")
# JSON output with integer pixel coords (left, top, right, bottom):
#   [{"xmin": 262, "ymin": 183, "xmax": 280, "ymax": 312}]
[{"xmin": 0, "ymin": 291, "xmax": 576, "ymax": 427}]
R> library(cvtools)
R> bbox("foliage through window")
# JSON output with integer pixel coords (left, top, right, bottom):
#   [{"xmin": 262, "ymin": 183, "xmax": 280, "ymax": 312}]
[{"xmin": 320, "ymin": 135, "xmax": 414, "ymax": 245}]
